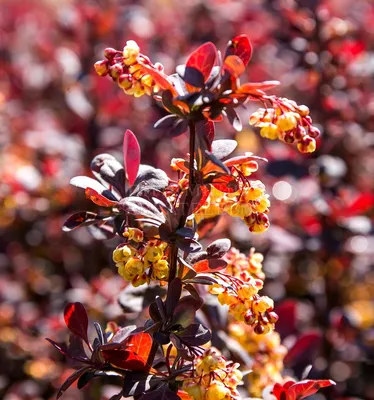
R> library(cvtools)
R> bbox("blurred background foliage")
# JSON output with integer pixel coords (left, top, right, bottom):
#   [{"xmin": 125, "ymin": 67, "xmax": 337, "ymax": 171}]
[{"xmin": 0, "ymin": 0, "xmax": 373, "ymax": 399}]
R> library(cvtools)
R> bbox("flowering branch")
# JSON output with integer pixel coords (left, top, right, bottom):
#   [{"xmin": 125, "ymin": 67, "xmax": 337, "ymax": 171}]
[{"xmin": 48, "ymin": 35, "xmax": 335, "ymax": 400}]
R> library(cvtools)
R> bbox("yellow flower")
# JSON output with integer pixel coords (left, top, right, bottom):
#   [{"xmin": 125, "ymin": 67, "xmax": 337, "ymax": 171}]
[
  {"xmin": 276, "ymin": 112, "xmax": 299, "ymax": 131},
  {"xmin": 123, "ymin": 40, "xmax": 140, "ymax": 65},
  {"xmin": 183, "ymin": 382, "xmax": 205, "ymax": 400},
  {"xmin": 237, "ymin": 284, "xmax": 258, "ymax": 301},
  {"xmin": 152, "ymin": 259, "xmax": 169, "ymax": 280},
  {"xmin": 205, "ymin": 382, "xmax": 230, "ymax": 400},
  {"xmin": 260, "ymin": 123, "xmax": 279, "ymax": 140},
  {"xmin": 144, "ymin": 245, "xmax": 164, "ymax": 262},
  {"xmin": 125, "ymin": 257, "xmax": 144, "ymax": 276}
]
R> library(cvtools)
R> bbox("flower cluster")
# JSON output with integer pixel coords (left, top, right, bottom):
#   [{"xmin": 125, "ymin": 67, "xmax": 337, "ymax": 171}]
[
  {"xmin": 224, "ymin": 247, "xmax": 265, "ymax": 281},
  {"xmin": 194, "ymin": 178, "xmax": 270, "ymax": 234},
  {"xmin": 249, "ymin": 99, "xmax": 320, "ymax": 153},
  {"xmin": 113, "ymin": 237, "xmax": 169, "ymax": 286},
  {"xmin": 182, "ymin": 348, "xmax": 242, "ymax": 400},
  {"xmin": 229, "ymin": 323, "xmax": 287, "ymax": 397},
  {"xmin": 94, "ymin": 40, "xmax": 164, "ymax": 97},
  {"xmin": 210, "ymin": 264, "xmax": 278, "ymax": 334}
]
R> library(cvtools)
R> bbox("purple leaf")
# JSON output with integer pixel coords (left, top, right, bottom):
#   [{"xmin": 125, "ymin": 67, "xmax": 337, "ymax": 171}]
[
  {"xmin": 165, "ymin": 278, "xmax": 182, "ymax": 318},
  {"xmin": 211, "ymin": 140, "xmax": 237, "ymax": 160},
  {"xmin": 62, "ymin": 212, "xmax": 106, "ymax": 232},
  {"xmin": 176, "ymin": 323, "xmax": 211, "ymax": 346},
  {"xmin": 172, "ymin": 296, "xmax": 203, "ymax": 328},
  {"xmin": 206, "ymin": 238, "xmax": 231, "ymax": 258},
  {"xmin": 225, "ymin": 107, "xmax": 242, "ymax": 131}
]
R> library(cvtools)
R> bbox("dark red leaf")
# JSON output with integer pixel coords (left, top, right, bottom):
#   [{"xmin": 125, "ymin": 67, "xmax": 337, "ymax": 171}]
[
  {"xmin": 101, "ymin": 333, "xmax": 152, "ymax": 371},
  {"xmin": 85, "ymin": 188, "xmax": 118, "ymax": 207},
  {"xmin": 57, "ymin": 367, "xmax": 91, "ymax": 399},
  {"xmin": 192, "ymin": 258, "xmax": 227, "ymax": 273},
  {"xmin": 178, "ymin": 66, "xmax": 205, "ymax": 88},
  {"xmin": 64, "ymin": 302, "xmax": 89, "ymax": 345},
  {"xmin": 225, "ymin": 35, "xmax": 252, "ymax": 67},
  {"xmin": 273, "ymin": 379, "xmax": 336, "ymax": 400},
  {"xmin": 225, "ymin": 107, "xmax": 242, "ymax": 131},
  {"xmin": 210, "ymin": 175, "xmax": 239, "ymax": 193},
  {"xmin": 290, "ymin": 379, "xmax": 335, "ymax": 399},
  {"xmin": 123, "ymin": 130, "xmax": 141, "ymax": 186},
  {"xmin": 123, "ymin": 332, "xmax": 153, "ymax": 370},
  {"xmin": 191, "ymin": 185, "xmax": 210, "ymax": 213},
  {"xmin": 63, "ymin": 211, "xmax": 105, "ymax": 232},
  {"xmin": 45, "ymin": 338, "xmax": 68, "ymax": 356},
  {"xmin": 284, "ymin": 331, "xmax": 322, "ymax": 368},
  {"xmin": 186, "ymin": 42, "xmax": 217, "ymax": 84},
  {"xmin": 275, "ymin": 300, "xmax": 297, "ymax": 339}
]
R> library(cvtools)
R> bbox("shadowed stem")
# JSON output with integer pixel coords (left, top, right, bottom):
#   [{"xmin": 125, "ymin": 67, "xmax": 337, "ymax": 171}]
[
  {"xmin": 168, "ymin": 120, "xmax": 196, "ymax": 283},
  {"xmin": 148, "ymin": 121, "xmax": 197, "ymax": 369}
]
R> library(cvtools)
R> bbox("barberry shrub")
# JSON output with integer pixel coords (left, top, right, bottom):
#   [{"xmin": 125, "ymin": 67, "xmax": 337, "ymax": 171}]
[{"xmin": 48, "ymin": 36, "xmax": 335, "ymax": 399}]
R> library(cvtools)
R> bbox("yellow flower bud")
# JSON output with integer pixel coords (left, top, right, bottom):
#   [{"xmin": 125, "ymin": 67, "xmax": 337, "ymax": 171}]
[
  {"xmin": 297, "ymin": 136, "xmax": 316, "ymax": 153},
  {"xmin": 123, "ymin": 40, "xmax": 140, "ymax": 65},
  {"xmin": 94, "ymin": 60, "xmax": 109, "ymax": 76},
  {"xmin": 297, "ymin": 104, "xmax": 310, "ymax": 116}
]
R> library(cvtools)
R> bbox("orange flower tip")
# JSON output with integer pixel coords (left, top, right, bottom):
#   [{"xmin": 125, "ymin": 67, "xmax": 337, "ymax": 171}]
[
  {"xmin": 297, "ymin": 136, "xmax": 316, "ymax": 153},
  {"xmin": 94, "ymin": 60, "xmax": 109, "ymax": 76}
]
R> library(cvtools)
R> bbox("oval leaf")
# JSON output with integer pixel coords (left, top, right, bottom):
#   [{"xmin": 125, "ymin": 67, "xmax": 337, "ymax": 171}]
[
  {"xmin": 211, "ymin": 140, "xmax": 237, "ymax": 160},
  {"xmin": 64, "ymin": 302, "xmax": 89, "ymax": 345},
  {"xmin": 225, "ymin": 35, "xmax": 252, "ymax": 67},
  {"xmin": 206, "ymin": 238, "xmax": 231, "ymax": 258},
  {"xmin": 192, "ymin": 258, "xmax": 227, "ymax": 273},
  {"xmin": 123, "ymin": 130, "xmax": 141, "ymax": 186},
  {"xmin": 63, "ymin": 211, "xmax": 104, "ymax": 232},
  {"xmin": 186, "ymin": 42, "xmax": 217, "ymax": 84}
]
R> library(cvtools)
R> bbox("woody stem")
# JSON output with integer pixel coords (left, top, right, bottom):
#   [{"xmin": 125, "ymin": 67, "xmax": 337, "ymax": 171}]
[{"xmin": 168, "ymin": 120, "xmax": 196, "ymax": 283}]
